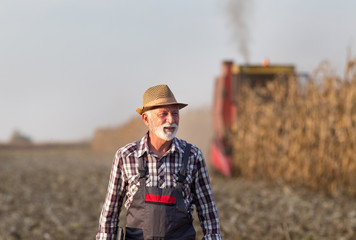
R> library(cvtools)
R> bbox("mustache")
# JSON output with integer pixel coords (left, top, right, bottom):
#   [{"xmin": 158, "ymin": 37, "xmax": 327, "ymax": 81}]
[{"xmin": 162, "ymin": 123, "xmax": 178, "ymax": 128}]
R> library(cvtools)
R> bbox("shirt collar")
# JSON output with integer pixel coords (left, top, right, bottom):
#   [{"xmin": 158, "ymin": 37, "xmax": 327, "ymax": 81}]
[
  {"xmin": 136, "ymin": 132, "xmax": 149, "ymax": 158},
  {"xmin": 137, "ymin": 132, "xmax": 183, "ymax": 158}
]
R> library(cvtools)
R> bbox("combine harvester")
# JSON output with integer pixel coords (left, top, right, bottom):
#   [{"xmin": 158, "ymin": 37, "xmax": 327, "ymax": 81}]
[{"xmin": 210, "ymin": 60, "xmax": 295, "ymax": 176}]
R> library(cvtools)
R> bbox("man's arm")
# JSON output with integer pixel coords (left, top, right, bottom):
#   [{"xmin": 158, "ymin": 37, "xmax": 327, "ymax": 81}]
[
  {"xmin": 96, "ymin": 151, "xmax": 127, "ymax": 240},
  {"xmin": 193, "ymin": 149, "xmax": 222, "ymax": 240}
]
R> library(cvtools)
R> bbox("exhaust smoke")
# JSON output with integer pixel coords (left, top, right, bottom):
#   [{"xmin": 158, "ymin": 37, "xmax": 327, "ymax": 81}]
[{"xmin": 224, "ymin": 0, "xmax": 253, "ymax": 63}]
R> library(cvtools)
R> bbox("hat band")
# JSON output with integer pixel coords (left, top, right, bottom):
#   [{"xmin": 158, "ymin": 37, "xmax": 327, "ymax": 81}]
[{"xmin": 144, "ymin": 97, "xmax": 177, "ymax": 108}]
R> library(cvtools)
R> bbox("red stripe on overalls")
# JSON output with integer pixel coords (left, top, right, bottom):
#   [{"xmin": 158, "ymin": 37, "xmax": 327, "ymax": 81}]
[{"xmin": 145, "ymin": 194, "xmax": 177, "ymax": 204}]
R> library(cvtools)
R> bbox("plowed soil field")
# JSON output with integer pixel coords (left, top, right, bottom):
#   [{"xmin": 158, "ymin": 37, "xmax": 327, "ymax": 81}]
[{"xmin": 1, "ymin": 146, "xmax": 356, "ymax": 240}]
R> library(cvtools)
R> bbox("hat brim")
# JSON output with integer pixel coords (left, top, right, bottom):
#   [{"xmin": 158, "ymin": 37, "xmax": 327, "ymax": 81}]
[{"xmin": 136, "ymin": 102, "xmax": 188, "ymax": 115}]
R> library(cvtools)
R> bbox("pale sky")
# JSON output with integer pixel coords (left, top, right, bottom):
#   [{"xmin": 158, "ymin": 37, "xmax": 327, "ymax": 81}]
[{"xmin": 1, "ymin": 0, "xmax": 355, "ymax": 142}]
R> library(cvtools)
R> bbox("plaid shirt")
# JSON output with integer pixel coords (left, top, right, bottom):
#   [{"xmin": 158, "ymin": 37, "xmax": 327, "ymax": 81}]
[{"xmin": 96, "ymin": 133, "xmax": 222, "ymax": 240}]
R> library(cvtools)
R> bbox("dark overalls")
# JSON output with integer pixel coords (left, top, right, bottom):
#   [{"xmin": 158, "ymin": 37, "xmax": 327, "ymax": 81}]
[{"xmin": 125, "ymin": 143, "xmax": 196, "ymax": 240}]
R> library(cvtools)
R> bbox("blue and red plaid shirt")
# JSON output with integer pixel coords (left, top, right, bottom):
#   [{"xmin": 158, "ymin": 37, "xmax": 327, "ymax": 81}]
[{"xmin": 96, "ymin": 133, "xmax": 222, "ymax": 240}]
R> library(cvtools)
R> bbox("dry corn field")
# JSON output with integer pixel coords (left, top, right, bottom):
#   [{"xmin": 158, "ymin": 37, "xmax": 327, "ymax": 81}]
[{"xmin": 231, "ymin": 69, "xmax": 356, "ymax": 197}]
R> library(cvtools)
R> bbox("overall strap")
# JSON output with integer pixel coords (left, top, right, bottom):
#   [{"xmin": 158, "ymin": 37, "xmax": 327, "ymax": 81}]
[
  {"xmin": 177, "ymin": 143, "xmax": 192, "ymax": 183},
  {"xmin": 136, "ymin": 140, "xmax": 147, "ymax": 179}
]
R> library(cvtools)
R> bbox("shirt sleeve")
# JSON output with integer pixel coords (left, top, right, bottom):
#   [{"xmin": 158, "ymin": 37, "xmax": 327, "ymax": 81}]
[
  {"xmin": 193, "ymin": 149, "xmax": 223, "ymax": 240},
  {"xmin": 96, "ymin": 150, "xmax": 127, "ymax": 240}
]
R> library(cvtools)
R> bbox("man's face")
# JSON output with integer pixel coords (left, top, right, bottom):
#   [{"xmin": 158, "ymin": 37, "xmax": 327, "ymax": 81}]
[{"xmin": 145, "ymin": 105, "xmax": 179, "ymax": 141}]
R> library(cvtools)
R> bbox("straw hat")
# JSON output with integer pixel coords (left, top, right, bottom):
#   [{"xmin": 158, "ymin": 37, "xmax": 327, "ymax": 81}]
[{"xmin": 136, "ymin": 84, "xmax": 188, "ymax": 115}]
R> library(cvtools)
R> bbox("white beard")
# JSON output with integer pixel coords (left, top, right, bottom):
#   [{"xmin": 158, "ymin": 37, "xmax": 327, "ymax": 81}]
[{"xmin": 149, "ymin": 119, "xmax": 178, "ymax": 141}]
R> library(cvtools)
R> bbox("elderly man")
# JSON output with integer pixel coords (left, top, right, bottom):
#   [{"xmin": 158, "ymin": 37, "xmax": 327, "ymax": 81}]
[{"xmin": 96, "ymin": 84, "xmax": 222, "ymax": 240}]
